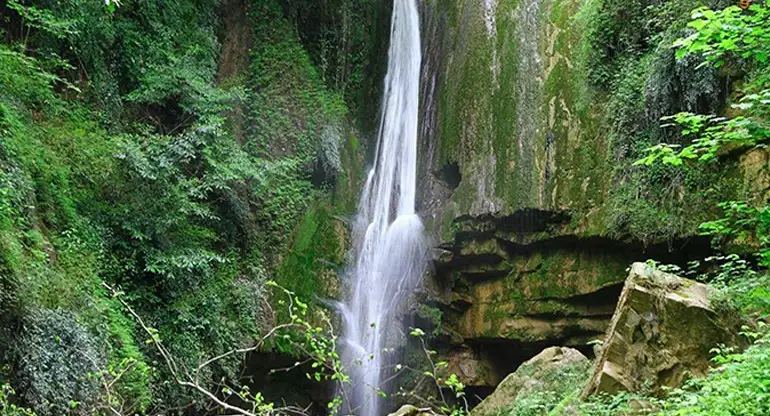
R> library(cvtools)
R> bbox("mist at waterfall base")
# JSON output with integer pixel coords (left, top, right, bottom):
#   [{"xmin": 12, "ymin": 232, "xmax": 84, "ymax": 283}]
[{"xmin": 336, "ymin": 0, "xmax": 426, "ymax": 415}]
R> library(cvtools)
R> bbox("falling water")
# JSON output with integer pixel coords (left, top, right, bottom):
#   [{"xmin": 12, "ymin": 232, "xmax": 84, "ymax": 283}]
[{"xmin": 339, "ymin": 0, "xmax": 424, "ymax": 415}]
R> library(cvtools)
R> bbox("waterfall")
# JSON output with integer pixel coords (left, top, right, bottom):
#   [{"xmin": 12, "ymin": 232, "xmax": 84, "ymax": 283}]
[{"xmin": 339, "ymin": 0, "xmax": 424, "ymax": 414}]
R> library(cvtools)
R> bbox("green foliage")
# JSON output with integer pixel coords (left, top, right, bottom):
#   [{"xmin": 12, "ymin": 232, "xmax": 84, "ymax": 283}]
[
  {"xmin": 694, "ymin": 256, "xmax": 770, "ymax": 318},
  {"xmin": 113, "ymin": 279, "xmax": 348, "ymax": 416},
  {"xmin": 1, "ymin": 0, "xmax": 358, "ymax": 413},
  {"xmin": 97, "ymin": 299, "xmax": 153, "ymax": 414},
  {"xmin": 0, "ymin": 45, "xmax": 61, "ymax": 110},
  {"xmin": 636, "ymin": 113, "xmax": 760, "ymax": 166},
  {"xmin": 5, "ymin": 0, "xmax": 78, "ymax": 40},
  {"xmin": 275, "ymin": 202, "xmax": 342, "ymax": 303},
  {"xmin": 405, "ymin": 328, "xmax": 468, "ymax": 416},
  {"xmin": 638, "ymin": 1, "xmax": 770, "ymax": 166},
  {"xmin": 575, "ymin": 0, "xmax": 711, "ymax": 90},
  {"xmin": 97, "ymin": 117, "xmax": 254, "ymax": 294},
  {"xmin": 699, "ymin": 201, "xmax": 770, "ymax": 264},
  {"xmin": 250, "ymin": 159, "xmax": 315, "ymax": 252},
  {"xmin": 34, "ymin": 0, "xmax": 221, "ymax": 122},
  {"xmin": 574, "ymin": 0, "xmax": 735, "ymax": 242},
  {"xmin": 13, "ymin": 309, "xmax": 102, "ymax": 416},
  {"xmin": 634, "ymin": 0, "xmax": 770, "ymax": 277},
  {"xmin": 607, "ymin": 150, "xmax": 728, "ymax": 244},
  {"xmin": 494, "ymin": 359, "xmax": 592, "ymax": 416},
  {"xmin": 281, "ymin": 0, "xmax": 383, "ymax": 101},
  {"xmin": 0, "ymin": 384, "xmax": 36, "ymax": 416},
  {"xmin": 674, "ymin": 3, "xmax": 770, "ymax": 74},
  {"xmin": 577, "ymin": 391, "xmax": 654, "ymax": 415},
  {"xmin": 656, "ymin": 328, "xmax": 770, "ymax": 415},
  {"xmin": 626, "ymin": 4, "xmax": 770, "ymax": 415},
  {"xmin": 269, "ymin": 281, "xmax": 348, "ymax": 414},
  {"xmin": 158, "ymin": 259, "xmax": 264, "ymax": 383},
  {"xmin": 576, "ymin": 0, "xmax": 650, "ymax": 89},
  {"xmin": 416, "ymin": 305, "xmax": 443, "ymax": 336},
  {"xmin": 247, "ymin": 0, "xmax": 347, "ymax": 159}
]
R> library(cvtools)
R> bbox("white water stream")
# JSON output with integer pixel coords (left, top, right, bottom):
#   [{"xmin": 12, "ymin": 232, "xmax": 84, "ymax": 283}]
[{"xmin": 338, "ymin": 0, "xmax": 424, "ymax": 414}]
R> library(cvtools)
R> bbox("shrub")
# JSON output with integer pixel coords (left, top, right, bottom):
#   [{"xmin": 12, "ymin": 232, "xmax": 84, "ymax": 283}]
[
  {"xmin": 0, "ymin": 384, "xmax": 36, "ymax": 416},
  {"xmin": 13, "ymin": 308, "xmax": 103, "ymax": 416}
]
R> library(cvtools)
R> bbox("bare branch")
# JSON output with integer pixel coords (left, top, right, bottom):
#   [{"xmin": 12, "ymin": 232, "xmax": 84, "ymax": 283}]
[{"xmin": 102, "ymin": 281, "xmax": 348, "ymax": 416}]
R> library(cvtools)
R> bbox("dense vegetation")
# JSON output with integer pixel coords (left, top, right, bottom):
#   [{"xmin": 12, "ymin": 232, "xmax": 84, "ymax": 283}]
[
  {"xmin": 574, "ymin": 0, "xmax": 737, "ymax": 243},
  {"xmin": 0, "ymin": 0, "xmax": 380, "ymax": 414}
]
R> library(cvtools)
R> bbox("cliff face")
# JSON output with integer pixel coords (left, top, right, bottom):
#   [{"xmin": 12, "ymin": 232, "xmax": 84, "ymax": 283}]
[
  {"xmin": 413, "ymin": 0, "xmax": 768, "ymax": 391},
  {"xmin": 418, "ymin": 0, "xmax": 608, "ymax": 238}
]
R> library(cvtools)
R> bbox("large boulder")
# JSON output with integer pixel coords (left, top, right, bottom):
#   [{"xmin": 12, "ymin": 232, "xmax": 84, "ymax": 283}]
[
  {"xmin": 583, "ymin": 263, "xmax": 741, "ymax": 397},
  {"xmin": 387, "ymin": 404, "xmax": 439, "ymax": 416},
  {"xmin": 471, "ymin": 347, "xmax": 589, "ymax": 416}
]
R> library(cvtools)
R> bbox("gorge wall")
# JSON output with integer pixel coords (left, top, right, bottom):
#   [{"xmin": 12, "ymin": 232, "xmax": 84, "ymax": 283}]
[{"xmin": 410, "ymin": 0, "xmax": 770, "ymax": 395}]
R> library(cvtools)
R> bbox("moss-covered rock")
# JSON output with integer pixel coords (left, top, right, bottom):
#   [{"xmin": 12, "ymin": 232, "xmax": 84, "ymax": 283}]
[
  {"xmin": 471, "ymin": 346, "xmax": 590, "ymax": 416},
  {"xmin": 583, "ymin": 262, "xmax": 743, "ymax": 397},
  {"xmin": 387, "ymin": 404, "xmax": 440, "ymax": 416},
  {"xmin": 418, "ymin": 0, "xmax": 754, "ymax": 245},
  {"xmin": 416, "ymin": 0, "xmax": 764, "ymax": 386},
  {"xmin": 431, "ymin": 209, "xmax": 709, "ymax": 348},
  {"xmin": 419, "ymin": 0, "xmax": 613, "ymax": 240}
]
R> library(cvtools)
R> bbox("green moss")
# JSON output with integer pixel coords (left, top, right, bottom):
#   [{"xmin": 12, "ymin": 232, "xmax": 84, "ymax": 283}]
[
  {"xmin": 429, "ymin": 0, "xmax": 744, "ymax": 243},
  {"xmin": 436, "ymin": 5, "xmax": 494, "ymax": 167},
  {"xmin": 275, "ymin": 200, "xmax": 343, "ymax": 303},
  {"xmin": 416, "ymin": 304, "xmax": 444, "ymax": 336},
  {"xmin": 482, "ymin": 306, "xmax": 513, "ymax": 338},
  {"xmin": 332, "ymin": 127, "xmax": 365, "ymax": 214},
  {"xmin": 247, "ymin": 0, "xmax": 347, "ymax": 159},
  {"xmin": 491, "ymin": 0, "xmax": 522, "ymax": 206}
]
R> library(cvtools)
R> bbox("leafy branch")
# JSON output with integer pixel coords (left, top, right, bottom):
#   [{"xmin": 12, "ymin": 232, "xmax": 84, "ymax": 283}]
[
  {"xmin": 387, "ymin": 328, "xmax": 468, "ymax": 416},
  {"xmin": 637, "ymin": 2, "xmax": 770, "ymax": 167},
  {"xmin": 103, "ymin": 281, "xmax": 348, "ymax": 416}
]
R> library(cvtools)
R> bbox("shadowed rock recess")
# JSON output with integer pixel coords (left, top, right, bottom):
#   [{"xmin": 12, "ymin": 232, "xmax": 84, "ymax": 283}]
[{"xmin": 419, "ymin": 209, "xmax": 710, "ymax": 393}]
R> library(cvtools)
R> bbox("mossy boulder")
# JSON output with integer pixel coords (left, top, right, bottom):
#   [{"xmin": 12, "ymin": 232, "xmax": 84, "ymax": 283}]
[
  {"xmin": 387, "ymin": 405, "xmax": 440, "ymax": 416},
  {"xmin": 471, "ymin": 346, "xmax": 590, "ymax": 416},
  {"xmin": 583, "ymin": 262, "xmax": 742, "ymax": 397}
]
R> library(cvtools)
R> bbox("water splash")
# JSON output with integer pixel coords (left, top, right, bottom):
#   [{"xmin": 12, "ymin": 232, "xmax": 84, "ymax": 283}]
[{"xmin": 339, "ymin": 0, "xmax": 424, "ymax": 414}]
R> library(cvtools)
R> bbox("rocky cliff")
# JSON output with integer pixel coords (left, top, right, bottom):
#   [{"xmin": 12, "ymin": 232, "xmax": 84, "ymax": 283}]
[{"xmin": 412, "ymin": 0, "xmax": 768, "ymax": 394}]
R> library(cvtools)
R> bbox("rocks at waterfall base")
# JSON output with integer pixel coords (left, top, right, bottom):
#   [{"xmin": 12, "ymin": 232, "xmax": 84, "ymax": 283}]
[
  {"xmin": 464, "ymin": 263, "xmax": 742, "ymax": 415},
  {"xmin": 583, "ymin": 262, "xmax": 741, "ymax": 397},
  {"xmin": 387, "ymin": 405, "xmax": 439, "ymax": 416},
  {"xmin": 471, "ymin": 347, "xmax": 590, "ymax": 416}
]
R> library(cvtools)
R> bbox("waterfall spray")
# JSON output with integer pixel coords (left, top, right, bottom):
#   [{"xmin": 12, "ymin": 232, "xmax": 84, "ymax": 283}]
[{"xmin": 339, "ymin": 0, "xmax": 424, "ymax": 414}]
